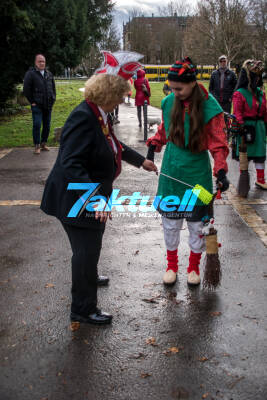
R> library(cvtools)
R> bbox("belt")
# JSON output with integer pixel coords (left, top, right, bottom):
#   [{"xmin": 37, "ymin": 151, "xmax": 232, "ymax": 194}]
[{"xmin": 244, "ymin": 117, "xmax": 264, "ymax": 121}]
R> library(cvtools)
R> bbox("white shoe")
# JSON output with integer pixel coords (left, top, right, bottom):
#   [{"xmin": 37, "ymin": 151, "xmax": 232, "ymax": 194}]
[
  {"xmin": 187, "ymin": 271, "xmax": 200, "ymax": 286},
  {"xmin": 255, "ymin": 181, "xmax": 267, "ymax": 190},
  {"xmin": 163, "ymin": 269, "xmax": 177, "ymax": 285}
]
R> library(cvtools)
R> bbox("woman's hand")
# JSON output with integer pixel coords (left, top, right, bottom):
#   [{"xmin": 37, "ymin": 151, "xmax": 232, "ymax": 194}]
[
  {"xmin": 95, "ymin": 210, "xmax": 112, "ymax": 223},
  {"xmin": 92, "ymin": 203, "xmax": 112, "ymax": 223},
  {"xmin": 142, "ymin": 159, "xmax": 158, "ymax": 175}
]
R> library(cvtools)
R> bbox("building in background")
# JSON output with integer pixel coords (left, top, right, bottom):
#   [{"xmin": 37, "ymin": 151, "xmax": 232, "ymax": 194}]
[{"xmin": 123, "ymin": 14, "xmax": 189, "ymax": 65}]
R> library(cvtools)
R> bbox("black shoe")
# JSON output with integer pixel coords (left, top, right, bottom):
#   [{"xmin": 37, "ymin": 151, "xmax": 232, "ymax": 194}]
[
  {"xmin": 97, "ymin": 275, "xmax": 109, "ymax": 286},
  {"xmin": 70, "ymin": 309, "xmax": 112, "ymax": 325}
]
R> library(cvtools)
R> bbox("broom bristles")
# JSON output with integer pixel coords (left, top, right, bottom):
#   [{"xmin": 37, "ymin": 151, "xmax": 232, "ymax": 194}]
[
  {"xmin": 203, "ymin": 254, "xmax": 222, "ymax": 290},
  {"xmin": 237, "ymin": 170, "xmax": 250, "ymax": 197},
  {"xmin": 193, "ymin": 184, "xmax": 213, "ymax": 205}
]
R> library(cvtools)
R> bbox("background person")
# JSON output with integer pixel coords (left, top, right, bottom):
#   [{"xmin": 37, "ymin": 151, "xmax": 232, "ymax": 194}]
[
  {"xmin": 134, "ymin": 69, "xmax": 151, "ymax": 127},
  {"xmin": 41, "ymin": 73, "xmax": 157, "ymax": 326},
  {"xmin": 163, "ymin": 79, "xmax": 172, "ymax": 96},
  {"xmin": 209, "ymin": 55, "xmax": 237, "ymax": 113},
  {"xmin": 147, "ymin": 57, "xmax": 229, "ymax": 287},
  {"xmin": 23, "ymin": 54, "xmax": 56, "ymax": 154},
  {"xmin": 232, "ymin": 59, "xmax": 267, "ymax": 190}
]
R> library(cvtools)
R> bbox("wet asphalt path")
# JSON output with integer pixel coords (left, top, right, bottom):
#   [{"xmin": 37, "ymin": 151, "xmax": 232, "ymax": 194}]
[{"xmin": 0, "ymin": 101, "xmax": 267, "ymax": 400}]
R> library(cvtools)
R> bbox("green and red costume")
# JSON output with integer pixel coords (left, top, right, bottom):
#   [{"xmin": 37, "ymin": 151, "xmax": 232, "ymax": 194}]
[
  {"xmin": 147, "ymin": 84, "xmax": 229, "ymax": 221},
  {"xmin": 232, "ymin": 87, "xmax": 267, "ymax": 162}
]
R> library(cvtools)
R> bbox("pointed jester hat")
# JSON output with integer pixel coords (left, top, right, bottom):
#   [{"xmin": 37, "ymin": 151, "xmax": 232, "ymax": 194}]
[{"xmin": 95, "ymin": 50, "xmax": 144, "ymax": 80}]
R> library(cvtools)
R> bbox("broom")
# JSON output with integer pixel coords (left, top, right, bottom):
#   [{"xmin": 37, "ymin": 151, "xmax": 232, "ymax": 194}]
[
  {"xmin": 202, "ymin": 190, "xmax": 222, "ymax": 290},
  {"xmin": 160, "ymin": 172, "xmax": 213, "ymax": 205},
  {"xmin": 237, "ymin": 135, "xmax": 250, "ymax": 197}
]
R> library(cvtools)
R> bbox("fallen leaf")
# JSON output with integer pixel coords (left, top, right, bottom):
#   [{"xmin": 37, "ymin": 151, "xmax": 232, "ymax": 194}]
[
  {"xmin": 243, "ymin": 315, "xmax": 258, "ymax": 320},
  {"xmin": 143, "ymin": 283, "xmax": 158, "ymax": 288},
  {"xmin": 145, "ymin": 337, "xmax": 157, "ymax": 346},
  {"xmin": 237, "ymin": 303, "xmax": 242, "ymax": 306},
  {"xmin": 129, "ymin": 352, "xmax": 146, "ymax": 360},
  {"xmin": 228, "ymin": 376, "xmax": 244, "ymax": 389},
  {"xmin": 44, "ymin": 283, "xmax": 55, "ymax": 288},
  {"xmin": 84, "ymin": 340, "xmax": 89, "ymax": 345},
  {"xmin": 69, "ymin": 322, "xmax": 80, "ymax": 331},
  {"xmin": 163, "ymin": 346, "xmax": 182, "ymax": 356},
  {"xmin": 209, "ymin": 311, "xmax": 222, "ymax": 317},
  {"xmin": 142, "ymin": 297, "xmax": 159, "ymax": 304},
  {"xmin": 202, "ymin": 393, "xmax": 210, "ymax": 399},
  {"xmin": 57, "ymin": 372, "xmax": 62, "ymax": 376},
  {"xmin": 134, "ymin": 250, "xmax": 139, "ymax": 255},
  {"xmin": 198, "ymin": 356, "xmax": 209, "ymax": 362},
  {"xmin": 169, "ymin": 347, "xmax": 180, "ymax": 353},
  {"xmin": 140, "ymin": 372, "xmax": 151, "ymax": 378}
]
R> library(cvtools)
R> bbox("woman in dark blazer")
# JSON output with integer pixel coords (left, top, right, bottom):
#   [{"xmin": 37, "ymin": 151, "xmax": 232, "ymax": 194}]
[{"xmin": 41, "ymin": 73, "xmax": 157, "ymax": 325}]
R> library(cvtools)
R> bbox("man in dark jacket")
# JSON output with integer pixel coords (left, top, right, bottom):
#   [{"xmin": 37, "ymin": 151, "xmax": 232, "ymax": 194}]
[
  {"xmin": 209, "ymin": 55, "xmax": 237, "ymax": 113},
  {"xmin": 23, "ymin": 54, "xmax": 56, "ymax": 154}
]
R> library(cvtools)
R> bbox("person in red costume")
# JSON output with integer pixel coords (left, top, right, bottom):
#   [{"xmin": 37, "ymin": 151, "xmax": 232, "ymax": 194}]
[
  {"xmin": 146, "ymin": 58, "xmax": 229, "ymax": 286},
  {"xmin": 134, "ymin": 69, "xmax": 151, "ymax": 127},
  {"xmin": 232, "ymin": 59, "xmax": 267, "ymax": 190}
]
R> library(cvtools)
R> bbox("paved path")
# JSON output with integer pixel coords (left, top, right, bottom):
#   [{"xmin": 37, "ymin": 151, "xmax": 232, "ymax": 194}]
[{"xmin": 0, "ymin": 101, "xmax": 267, "ymax": 400}]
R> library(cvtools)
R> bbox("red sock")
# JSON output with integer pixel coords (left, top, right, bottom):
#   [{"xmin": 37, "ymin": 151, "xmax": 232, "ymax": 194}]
[
  {"xmin": 187, "ymin": 251, "xmax": 202, "ymax": 275},
  {"xmin": 166, "ymin": 249, "xmax": 178, "ymax": 273},
  {"xmin": 256, "ymin": 169, "xmax": 265, "ymax": 184}
]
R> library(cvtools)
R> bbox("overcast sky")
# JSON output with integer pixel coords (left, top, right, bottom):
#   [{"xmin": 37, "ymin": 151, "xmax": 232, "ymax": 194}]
[{"xmin": 113, "ymin": 0, "xmax": 197, "ymax": 38}]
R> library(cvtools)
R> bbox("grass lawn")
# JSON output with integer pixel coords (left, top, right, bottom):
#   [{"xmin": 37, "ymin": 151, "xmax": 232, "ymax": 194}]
[
  {"xmin": 0, "ymin": 81, "xmax": 84, "ymax": 148},
  {"xmin": 0, "ymin": 80, "xmax": 265, "ymax": 148}
]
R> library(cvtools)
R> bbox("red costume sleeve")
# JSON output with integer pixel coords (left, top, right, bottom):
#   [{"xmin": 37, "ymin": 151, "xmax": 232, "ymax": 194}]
[
  {"xmin": 232, "ymin": 91, "xmax": 245, "ymax": 125},
  {"xmin": 206, "ymin": 112, "xmax": 229, "ymax": 175},
  {"xmin": 146, "ymin": 115, "xmax": 167, "ymax": 152}
]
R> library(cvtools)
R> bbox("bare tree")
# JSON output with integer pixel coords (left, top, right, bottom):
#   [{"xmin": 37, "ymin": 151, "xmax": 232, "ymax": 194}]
[
  {"xmin": 158, "ymin": 0, "xmax": 193, "ymax": 17},
  {"xmin": 247, "ymin": 0, "xmax": 267, "ymax": 62},
  {"xmin": 184, "ymin": 0, "xmax": 252, "ymax": 66}
]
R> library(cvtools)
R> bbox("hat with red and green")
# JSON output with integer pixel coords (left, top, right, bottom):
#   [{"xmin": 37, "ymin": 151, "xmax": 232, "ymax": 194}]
[{"xmin": 168, "ymin": 57, "xmax": 197, "ymax": 83}]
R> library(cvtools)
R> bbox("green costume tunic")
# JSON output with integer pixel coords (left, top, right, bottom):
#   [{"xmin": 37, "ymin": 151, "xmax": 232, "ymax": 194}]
[
  {"xmin": 157, "ymin": 92, "xmax": 222, "ymax": 220},
  {"xmin": 235, "ymin": 88, "xmax": 266, "ymax": 160}
]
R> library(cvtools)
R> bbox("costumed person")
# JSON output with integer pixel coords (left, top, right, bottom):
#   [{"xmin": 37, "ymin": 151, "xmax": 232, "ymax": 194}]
[
  {"xmin": 40, "ymin": 51, "xmax": 158, "ymax": 325},
  {"xmin": 127, "ymin": 77, "xmax": 133, "ymax": 103},
  {"xmin": 146, "ymin": 57, "xmax": 229, "ymax": 286},
  {"xmin": 163, "ymin": 79, "xmax": 172, "ymax": 96},
  {"xmin": 134, "ymin": 69, "xmax": 151, "ymax": 127},
  {"xmin": 232, "ymin": 59, "xmax": 267, "ymax": 190}
]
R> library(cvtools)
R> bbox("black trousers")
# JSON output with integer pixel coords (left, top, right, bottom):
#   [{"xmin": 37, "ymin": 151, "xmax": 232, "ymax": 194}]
[
  {"xmin": 137, "ymin": 105, "xmax": 144, "ymax": 126},
  {"xmin": 61, "ymin": 222, "xmax": 105, "ymax": 316},
  {"xmin": 220, "ymin": 101, "xmax": 231, "ymax": 114}
]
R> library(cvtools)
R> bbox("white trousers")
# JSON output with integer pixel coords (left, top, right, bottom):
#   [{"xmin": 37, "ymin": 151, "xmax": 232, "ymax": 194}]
[
  {"xmin": 162, "ymin": 217, "xmax": 205, "ymax": 253},
  {"xmin": 254, "ymin": 162, "xmax": 265, "ymax": 170}
]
